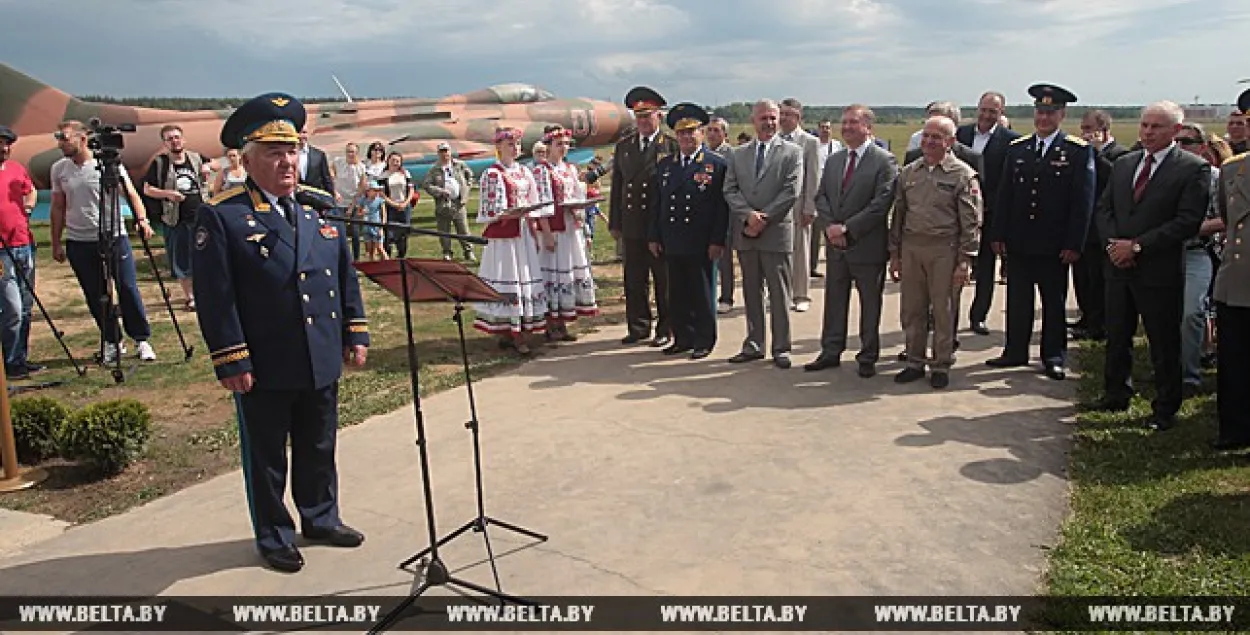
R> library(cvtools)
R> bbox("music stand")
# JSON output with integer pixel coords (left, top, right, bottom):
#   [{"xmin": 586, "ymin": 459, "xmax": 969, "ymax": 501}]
[{"xmin": 352, "ymin": 257, "xmax": 541, "ymax": 633}]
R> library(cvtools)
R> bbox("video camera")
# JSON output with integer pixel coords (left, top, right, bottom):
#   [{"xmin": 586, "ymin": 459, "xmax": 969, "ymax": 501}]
[{"xmin": 86, "ymin": 117, "xmax": 136, "ymax": 160}]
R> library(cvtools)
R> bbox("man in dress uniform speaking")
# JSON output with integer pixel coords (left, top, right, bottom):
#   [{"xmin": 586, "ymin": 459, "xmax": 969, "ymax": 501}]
[{"xmin": 193, "ymin": 93, "xmax": 370, "ymax": 573}]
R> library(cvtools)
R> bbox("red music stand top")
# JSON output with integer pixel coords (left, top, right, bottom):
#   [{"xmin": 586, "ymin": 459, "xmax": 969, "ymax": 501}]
[{"xmin": 354, "ymin": 258, "xmax": 502, "ymax": 303}]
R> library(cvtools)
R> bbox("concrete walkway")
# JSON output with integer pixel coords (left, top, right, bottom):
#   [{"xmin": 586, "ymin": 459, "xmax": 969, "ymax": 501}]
[{"xmin": 0, "ymin": 279, "xmax": 1075, "ymax": 616}]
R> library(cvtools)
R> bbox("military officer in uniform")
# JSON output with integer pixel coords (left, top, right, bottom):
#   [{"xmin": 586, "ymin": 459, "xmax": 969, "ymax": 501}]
[
  {"xmin": 610, "ymin": 87, "xmax": 679, "ymax": 347},
  {"xmin": 193, "ymin": 93, "xmax": 370, "ymax": 573},
  {"xmin": 987, "ymin": 84, "xmax": 1095, "ymax": 380},
  {"xmin": 648, "ymin": 104, "xmax": 729, "ymax": 360},
  {"xmin": 1212, "ymin": 88, "xmax": 1250, "ymax": 450}
]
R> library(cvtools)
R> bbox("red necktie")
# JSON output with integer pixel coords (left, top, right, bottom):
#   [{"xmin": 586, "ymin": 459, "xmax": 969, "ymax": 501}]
[
  {"xmin": 1132, "ymin": 154, "xmax": 1153, "ymax": 202},
  {"xmin": 841, "ymin": 151, "xmax": 857, "ymax": 192}
]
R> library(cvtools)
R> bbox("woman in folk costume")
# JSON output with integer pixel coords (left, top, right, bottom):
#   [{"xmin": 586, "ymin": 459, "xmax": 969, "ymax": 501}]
[
  {"xmin": 473, "ymin": 127, "xmax": 555, "ymax": 355},
  {"xmin": 532, "ymin": 125, "xmax": 600, "ymax": 342}
]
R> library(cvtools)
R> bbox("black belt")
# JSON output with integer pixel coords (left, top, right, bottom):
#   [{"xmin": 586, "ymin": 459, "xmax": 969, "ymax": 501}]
[{"xmin": 1186, "ymin": 244, "xmax": 1209, "ymax": 251}]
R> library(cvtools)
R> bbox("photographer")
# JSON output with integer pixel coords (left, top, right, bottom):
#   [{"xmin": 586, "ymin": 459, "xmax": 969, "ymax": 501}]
[
  {"xmin": 143, "ymin": 124, "xmax": 211, "ymax": 311},
  {"xmin": 49, "ymin": 120, "xmax": 157, "ymax": 364}
]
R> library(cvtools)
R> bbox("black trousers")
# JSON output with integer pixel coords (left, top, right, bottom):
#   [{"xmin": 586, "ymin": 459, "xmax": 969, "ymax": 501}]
[
  {"xmin": 968, "ymin": 230, "xmax": 999, "ymax": 325},
  {"xmin": 1216, "ymin": 302, "xmax": 1250, "ymax": 443},
  {"xmin": 1104, "ymin": 276, "xmax": 1183, "ymax": 417},
  {"xmin": 235, "ymin": 383, "xmax": 342, "ymax": 554},
  {"xmin": 667, "ymin": 254, "xmax": 716, "ymax": 350},
  {"xmin": 1003, "ymin": 254, "xmax": 1069, "ymax": 365},
  {"xmin": 1071, "ymin": 241, "xmax": 1107, "ymax": 334},
  {"xmin": 623, "ymin": 238, "xmax": 669, "ymax": 339}
]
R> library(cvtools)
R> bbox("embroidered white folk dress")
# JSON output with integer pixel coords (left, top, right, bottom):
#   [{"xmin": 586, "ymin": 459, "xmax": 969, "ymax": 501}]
[
  {"xmin": 533, "ymin": 159, "xmax": 599, "ymax": 321},
  {"xmin": 473, "ymin": 161, "xmax": 549, "ymax": 335}
]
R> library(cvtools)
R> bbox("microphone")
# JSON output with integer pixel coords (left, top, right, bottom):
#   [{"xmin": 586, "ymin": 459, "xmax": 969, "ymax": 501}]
[{"xmin": 295, "ymin": 187, "xmax": 336, "ymax": 213}]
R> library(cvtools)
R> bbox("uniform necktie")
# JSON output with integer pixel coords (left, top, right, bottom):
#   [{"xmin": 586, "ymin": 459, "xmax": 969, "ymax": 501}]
[
  {"xmin": 842, "ymin": 151, "xmax": 857, "ymax": 192},
  {"xmin": 1036, "ymin": 139, "xmax": 1046, "ymax": 158},
  {"xmin": 682, "ymin": 156, "xmax": 690, "ymax": 168},
  {"xmin": 755, "ymin": 143, "xmax": 766, "ymax": 178},
  {"xmin": 279, "ymin": 195, "xmax": 298, "ymax": 228},
  {"xmin": 641, "ymin": 137, "xmax": 650, "ymax": 152},
  {"xmin": 1133, "ymin": 154, "xmax": 1154, "ymax": 202}
]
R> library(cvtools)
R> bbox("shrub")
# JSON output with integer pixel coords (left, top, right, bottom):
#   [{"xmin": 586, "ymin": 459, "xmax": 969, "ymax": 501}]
[
  {"xmin": 9, "ymin": 396, "xmax": 71, "ymax": 464},
  {"xmin": 58, "ymin": 399, "xmax": 152, "ymax": 475}
]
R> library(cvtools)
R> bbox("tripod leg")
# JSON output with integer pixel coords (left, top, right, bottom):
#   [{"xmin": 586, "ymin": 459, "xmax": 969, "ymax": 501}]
[
  {"xmin": 479, "ymin": 515, "xmax": 504, "ymax": 593},
  {"xmin": 136, "ymin": 230, "xmax": 194, "ymax": 361},
  {"xmin": 367, "ymin": 581, "xmax": 432, "ymax": 634},
  {"xmin": 484, "ymin": 517, "xmax": 549, "ymax": 543},
  {"xmin": 399, "ymin": 518, "xmax": 478, "ymax": 569},
  {"xmin": 0, "ymin": 238, "xmax": 85, "ymax": 376}
]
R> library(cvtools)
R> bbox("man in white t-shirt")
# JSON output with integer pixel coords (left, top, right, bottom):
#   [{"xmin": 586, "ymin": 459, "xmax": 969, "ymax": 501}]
[{"xmin": 49, "ymin": 120, "xmax": 157, "ymax": 364}]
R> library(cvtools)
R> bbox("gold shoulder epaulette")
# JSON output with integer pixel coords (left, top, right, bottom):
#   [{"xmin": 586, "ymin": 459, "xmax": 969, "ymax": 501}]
[
  {"xmin": 1225, "ymin": 152, "xmax": 1248, "ymax": 165},
  {"xmin": 1065, "ymin": 134, "xmax": 1088, "ymax": 146},
  {"xmin": 1010, "ymin": 135, "xmax": 1031, "ymax": 146},
  {"xmin": 298, "ymin": 184, "xmax": 332, "ymax": 198},
  {"xmin": 207, "ymin": 186, "xmax": 246, "ymax": 206}
]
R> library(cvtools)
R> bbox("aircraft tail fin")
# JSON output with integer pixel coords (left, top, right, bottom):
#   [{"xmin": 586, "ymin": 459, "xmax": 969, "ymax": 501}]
[{"xmin": 0, "ymin": 63, "xmax": 87, "ymax": 134}]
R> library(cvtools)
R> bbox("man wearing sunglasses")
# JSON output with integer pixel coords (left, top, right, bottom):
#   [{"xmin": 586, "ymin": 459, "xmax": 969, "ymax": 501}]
[{"xmin": 1173, "ymin": 123, "xmax": 1224, "ymax": 400}]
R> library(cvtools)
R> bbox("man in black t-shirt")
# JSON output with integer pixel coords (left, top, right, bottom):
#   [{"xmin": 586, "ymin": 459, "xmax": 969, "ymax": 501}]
[{"xmin": 143, "ymin": 124, "xmax": 212, "ymax": 310}]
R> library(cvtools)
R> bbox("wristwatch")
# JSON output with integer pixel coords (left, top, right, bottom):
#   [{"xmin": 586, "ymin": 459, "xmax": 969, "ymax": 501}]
[{"xmin": 1132, "ymin": 242, "xmax": 1141, "ymax": 254}]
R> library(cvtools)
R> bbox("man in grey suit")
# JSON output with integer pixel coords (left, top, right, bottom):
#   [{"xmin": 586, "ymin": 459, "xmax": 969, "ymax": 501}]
[
  {"xmin": 724, "ymin": 99, "xmax": 804, "ymax": 368},
  {"xmin": 778, "ymin": 98, "xmax": 821, "ymax": 313},
  {"xmin": 805, "ymin": 105, "xmax": 899, "ymax": 377}
]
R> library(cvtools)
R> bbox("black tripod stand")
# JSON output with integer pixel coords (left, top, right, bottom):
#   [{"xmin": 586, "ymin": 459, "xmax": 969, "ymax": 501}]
[
  {"xmin": 0, "ymin": 232, "xmax": 85, "ymax": 377},
  {"xmin": 324, "ymin": 213, "xmax": 539, "ymax": 633},
  {"xmin": 133, "ymin": 228, "xmax": 194, "ymax": 362},
  {"xmin": 90, "ymin": 130, "xmax": 136, "ymax": 385},
  {"xmin": 397, "ymin": 298, "xmax": 548, "ymax": 589}
]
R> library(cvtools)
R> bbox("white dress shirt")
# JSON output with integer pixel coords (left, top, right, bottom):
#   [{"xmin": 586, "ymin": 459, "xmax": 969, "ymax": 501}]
[
  {"xmin": 1035, "ymin": 130, "xmax": 1061, "ymax": 156},
  {"xmin": 972, "ymin": 124, "xmax": 997, "ymax": 154},
  {"xmin": 1133, "ymin": 142, "xmax": 1175, "ymax": 183}
]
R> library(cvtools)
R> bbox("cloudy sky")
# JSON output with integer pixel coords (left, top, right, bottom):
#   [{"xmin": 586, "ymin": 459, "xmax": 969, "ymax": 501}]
[{"xmin": 5, "ymin": 0, "xmax": 1249, "ymax": 107}]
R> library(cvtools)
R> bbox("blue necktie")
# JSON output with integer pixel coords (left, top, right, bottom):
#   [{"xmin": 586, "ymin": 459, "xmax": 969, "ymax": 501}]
[
  {"xmin": 279, "ymin": 196, "xmax": 298, "ymax": 229},
  {"xmin": 755, "ymin": 143, "xmax": 766, "ymax": 177}
]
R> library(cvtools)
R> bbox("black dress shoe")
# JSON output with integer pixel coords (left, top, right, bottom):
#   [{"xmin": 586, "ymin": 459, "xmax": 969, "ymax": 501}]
[
  {"xmin": 971, "ymin": 321, "xmax": 990, "ymax": 335},
  {"xmin": 303, "ymin": 524, "xmax": 365, "ymax": 547},
  {"xmin": 804, "ymin": 356, "xmax": 840, "ymax": 371},
  {"xmin": 773, "ymin": 356, "xmax": 792, "ymax": 369},
  {"xmin": 728, "ymin": 352, "xmax": 764, "ymax": 363},
  {"xmin": 663, "ymin": 343, "xmax": 693, "ymax": 356},
  {"xmin": 691, "ymin": 348, "xmax": 712, "ymax": 360},
  {"xmin": 930, "ymin": 372, "xmax": 949, "ymax": 389},
  {"xmin": 1086, "ymin": 397, "xmax": 1130, "ymax": 412},
  {"xmin": 985, "ymin": 356, "xmax": 1028, "ymax": 368},
  {"xmin": 651, "ymin": 335, "xmax": 672, "ymax": 348},
  {"xmin": 262, "ymin": 546, "xmax": 304, "ymax": 573},
  {"xmin": 1044, "ymin": 364, "xmax": 1066, "ymax": 381},
  {"xmin": 857, "ymin": 362, "xmax": 876, "ymax": 378},
  {"xmin": 1211, "ymin": 439, "xmax": 1250, "ymax": 452},
  {"xmin": 895, "ymin": 367, "xmax": 926, "ymax": 383},
  {"xmin": 1146, "ymin": 415, "xmax": 1177, "ymax": 432},
  {"xmin": 621, "ymin": 334, "xmax": 646, "ymax": 345}
]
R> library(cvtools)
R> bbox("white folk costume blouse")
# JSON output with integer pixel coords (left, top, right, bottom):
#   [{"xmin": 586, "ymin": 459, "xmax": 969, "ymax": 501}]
[
  {"xmin": 477, "ymin": 161, "xmax": 546, "ymax": 239},
  {"xmin": 533, "ymin": 160, "xmax": 587, "ymax": 233}
]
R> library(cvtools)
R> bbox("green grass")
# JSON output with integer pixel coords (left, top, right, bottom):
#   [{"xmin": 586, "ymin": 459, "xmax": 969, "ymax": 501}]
[{"xmin": 1043, "ymin": 338, "xmax": 1249, "ymax": 615}]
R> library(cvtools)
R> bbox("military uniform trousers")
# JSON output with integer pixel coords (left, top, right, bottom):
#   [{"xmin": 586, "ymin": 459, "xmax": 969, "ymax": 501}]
[
  {"xmin": 1002, "ymin": 254, "xmax": 1069, "ymax": 366},
  {"xmin": 819, "ymin": 251, "xmax": 885, "ymax": 364},
  {"xmin": 1216, "ymin": 302, "xmax": 1250, "ymax": 445},
  {"xmin": 1103, "ymin": 271, "xmax": 1184, "ymax": 418},
  {"xmin": 623, "ymin": 238, "xmax": 670, "ymax": 339},
  {"xmin": 900, "ymin": 235, "xmax": 959, "ymax": 370},
  {"xmin": 1070, "ymin": 236, "xmax": 1107, "ymax": 335},
  {"xmin": 738, "ymin": 249, "xmax": 792, "ymax": 357},
  {"xmin": 235, "ymin": 382, "xmax": 343, "ymax": 553},
  {"xmin": 668, "ymin": 254, "xmax": 717, "ymax": 351}
]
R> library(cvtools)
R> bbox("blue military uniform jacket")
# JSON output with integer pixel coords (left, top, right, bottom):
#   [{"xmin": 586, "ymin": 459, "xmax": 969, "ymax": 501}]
[
  {"xmin": 992, "ymin": 131, "xmax": 1095, "ymax": 256},
  {"xmin": 193, "ymin": 180, "xmax": 369, "ymax": 391},
  {"xmin": 648, "ymin": 148, "xmax": 729, "ymax": 256}
]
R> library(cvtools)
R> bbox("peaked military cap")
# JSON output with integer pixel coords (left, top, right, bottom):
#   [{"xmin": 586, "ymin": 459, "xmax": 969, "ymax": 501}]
[
  {"xmin": 666, "ymin": 103, "xmax": 709, "ymax": 132},
  {"xmin": 1238, "ymin": 88, "xmax": 1250, "ymax": 115},
  {"xmin": 220, "ymin": 92, "xmax": 306, "ymax": 150},
  {"xmin": 625, "ymin": 86, "xmax": 666, "ymax": 114},
  {"xmin": 0, "ymin": 126, "xmax": 15, "ymax": 143},
  {"xmin": 1028, "ymin": 83, "xmax": 1077, "ymax": 111}
]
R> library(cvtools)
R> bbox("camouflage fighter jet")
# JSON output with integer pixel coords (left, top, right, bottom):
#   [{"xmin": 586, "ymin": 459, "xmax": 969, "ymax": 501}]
[{"xmin": 1, "ymin": 62, "xmax": 636, "ymax": 193}]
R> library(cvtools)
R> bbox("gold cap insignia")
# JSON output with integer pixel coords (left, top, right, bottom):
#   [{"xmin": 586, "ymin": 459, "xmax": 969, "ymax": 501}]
[
  {"xmin": 271, "ymin": 97, "xmax": 290, "ymax": 107},
  {"xmin": 243, "ymin": 119, "xmax": 300, "ymax": 144}
]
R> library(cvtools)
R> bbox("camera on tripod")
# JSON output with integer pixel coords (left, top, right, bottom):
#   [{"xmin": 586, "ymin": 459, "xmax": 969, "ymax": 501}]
[{"xmin": 86, "ymin": 118, "xmax": 136, "ymax": 160}]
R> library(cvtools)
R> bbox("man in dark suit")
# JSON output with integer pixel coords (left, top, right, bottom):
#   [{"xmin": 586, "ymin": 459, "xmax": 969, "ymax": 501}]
[
  {"xmin": 805, "ymin": 104, "xmax": 898, "ymax": 377},
  {"xmin": 1090, "ymin": 101, "xmax": 1211, "ymax": 432},
  {"xmin": 194, "ymin": 93, "xmax": 370, "ymax": 573},
  {"xmin": 297, "ymin": 125, "xmax": 335, "ymax": 197},
  {"xmin": 987, "ymin": 84, "xmax": 1095, "ymax": 381},
  {"xmin": 957, "ymin": 91, "xmax": 1020, "ymax": 336},
  {"xmin": 1070, "ymin": 109, "xmax": 1130, "ymax": 341},
  {"xmin": 610, "ymin": 86, "xmax": 679, "ymax": 347},
  {"xmin": 648, "ymin": 104, "xmax": 729, "ymax": 360}
]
